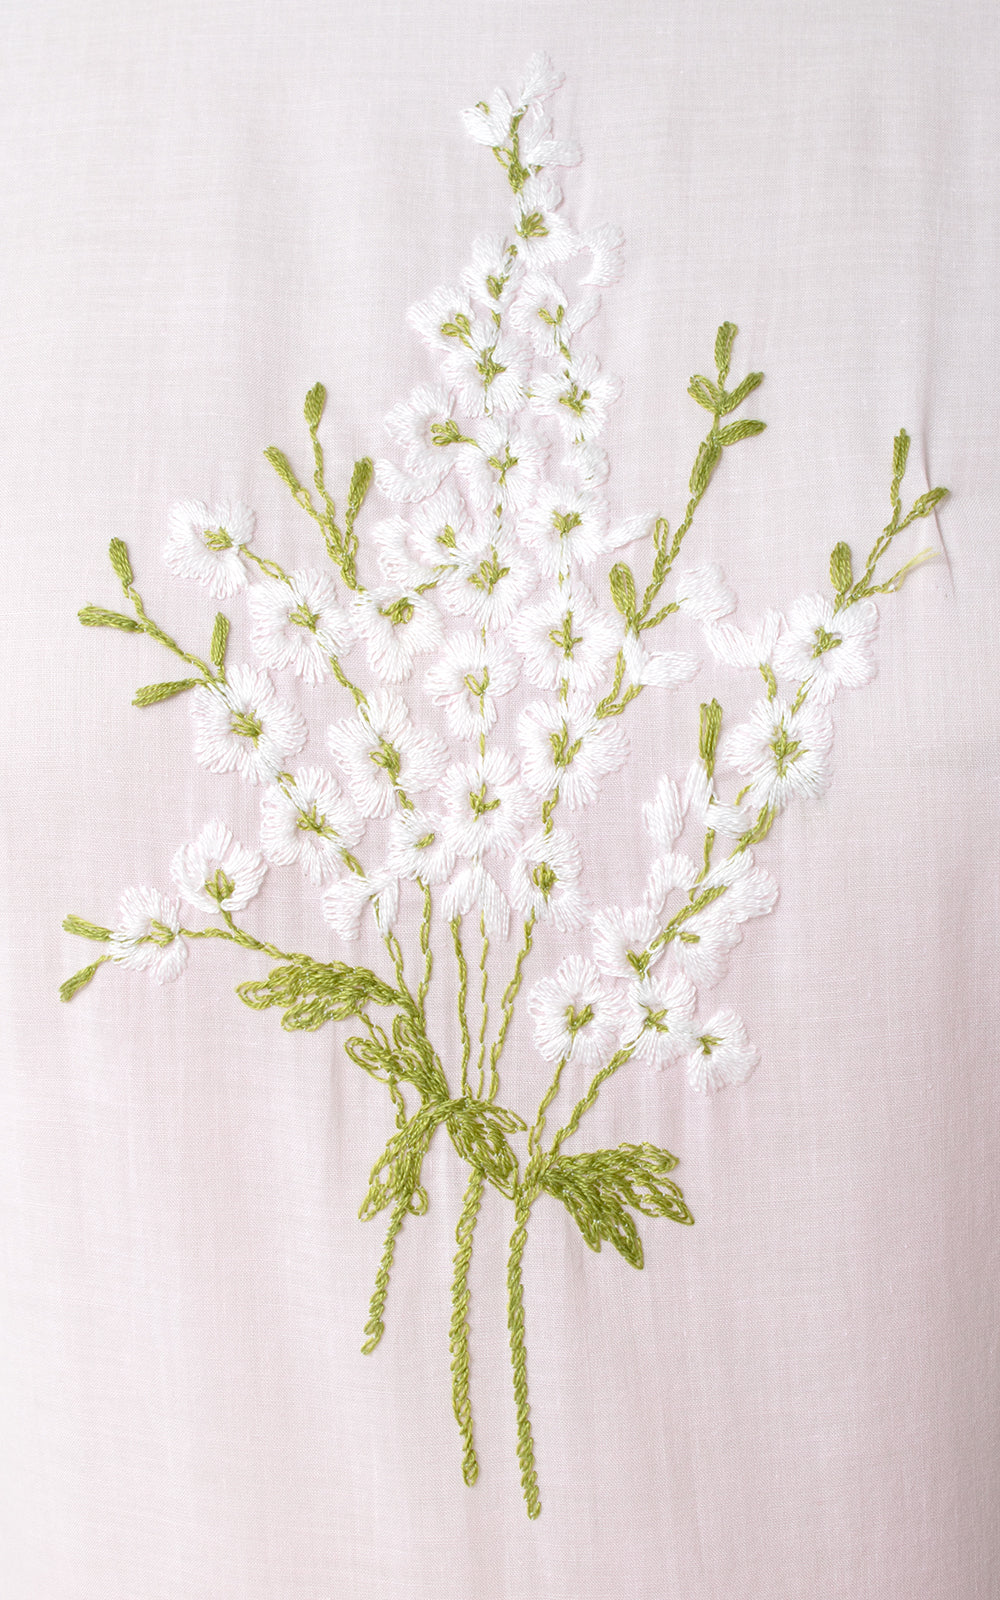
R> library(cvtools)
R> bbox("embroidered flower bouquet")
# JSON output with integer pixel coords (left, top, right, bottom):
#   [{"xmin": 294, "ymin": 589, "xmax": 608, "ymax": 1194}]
[{"xmin": 61, "ymin": 57, "xmax": 946, "ymax": 1517}]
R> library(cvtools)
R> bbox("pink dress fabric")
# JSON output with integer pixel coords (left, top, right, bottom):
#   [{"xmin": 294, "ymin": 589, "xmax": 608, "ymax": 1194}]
[{"xmin": 3, "ymin": 3, "xmax": 997, "ymax": 1596}]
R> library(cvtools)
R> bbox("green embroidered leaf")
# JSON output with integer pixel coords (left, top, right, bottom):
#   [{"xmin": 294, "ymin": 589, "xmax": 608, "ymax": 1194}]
[
  {"xmin": 444, "ymin": 1100, "xmax": 524, "ymax": 1199},
  {"xmin": 132, "ymin": 679, "xmax": 201, "ymax": 707},
  {"xmin": 830, "ymin": 541, "xmax": 853, "ymax": 594},
  {"xmin": 210, "ymin": 613, "xmax": 229, "ymax": 671},
  {"xmin": 687, "ymin": 374, "xmax": 722, "ymax": 412},
  {"xmin": 62, "ymin": 914, "xmax": 111, "ymax": 941},
  {"xmin": 59, "ymin": 959, "xmax": 106, "ymax": 1002},
  {"xmin": 911, "ymin": 486, "xmax": 948, "ymax": 518},
  {"xmin": 347, "ymin": 457, "xmax": 374, "ymax": 522},
  {"xmin": 360, "ymin": 1102, "xmax": 450, "ymax": 1219},
  {"xmin": 689, "ymin": 439, "xmax": 721, "ymax": 498},
  {"xmin": 539, "ymin": 1143, "xmax": 694, "ymax": 1269},
  {"xmin": 699, "ymin": 698, "xmax": 723, "ymax": 776},
  {"xmin": 892, "ymin": 428, "xmax": 911, "ymax": 481},
  {"xmin": 263, "ymin": 446, "xmax": 304, "ymax": 495},
  {"xmin": 236, "ymin": 958, "xmax": 401, "ymax": 1030},
  {"xmin": 714, "ymin": 321, "xmax": 738, "ymax": 382},
  {"xmin": 718, "ymin": 370, "xmax": 764, "ymax": 414},
  {"xmin": 108, "ymin": 538, "xmax": 134, "ymax": 589},
  {"xmin": 608, "ymin": 562, "xmax": 636, "ymax": 620},
  {"xmin": 303, "ymin": 381, "xmax": 327, "ymax": 431},
  {"xmin": 78, "ymin": 606, "xmax": 143, "ymax": 631},
  {"xmin": 717, "ymin": 419, "xmax": 766, "ymax": 446}
]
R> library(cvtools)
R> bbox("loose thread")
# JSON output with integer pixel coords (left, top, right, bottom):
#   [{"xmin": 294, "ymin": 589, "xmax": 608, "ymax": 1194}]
[
  {"xmin": 449, "ymin": 1166, "xmax": 485, "ymax": 1486},
  {"xmin": 507, "ymin": 1188, "xmax": 541, "ymax": 1518},
  {"xmin": 361, "ymin": 1196, "xmax": 408, "ymax": 1354}
]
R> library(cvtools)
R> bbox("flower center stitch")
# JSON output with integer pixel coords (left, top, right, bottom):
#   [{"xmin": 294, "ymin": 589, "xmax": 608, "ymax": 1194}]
[
  {"xmin": 369, "ymin": 740, "xmax": 402, "ymax": 782},
  {"xmin": 380, "ymin": 596, "xmax": 415, "ymax": 627},
  {"xmin": 551, "ymin": 509, "xmax": 582, "ymax": 537},
  {"xmin": 145, "ymin": 919, "xmax": 177, "ymax": 948},
  {"xmin": 204, "ymin": 868, "xmax": 236, "ymax": 903},
  {"xmin": 486, "ymin": 445, "xmax": 518, "ymax": 484},
  {"xmin": 564, "ymin": 1002, "xmax": 594, "ymax": 1036},
  {"xmin": 642, "ymin": 1005, "xmax": 671, "ymax": 1033},
  {"xmin": 531, "ymin": 862, "xmax": 558, "ymax": 897},
  {"xmin": 468, "ymin": 782, "xmax": 502, "ymax": 817},
  {"xmin": 812, "ymin": 626, "xmax": 842, "ymax": 658},
  {"xmin": 468, "ymin": 548, "xmax": 511, "ymax": 593},
  {"xmin": 476, "ymin": 346, "xmax": 508, "ymax": 388},
  {"xmin": 296, "ymin": 804, "xmax": 333, "ymax": 838},
  {"xmin": 548, "ymin": 611, "xmax": 583, "ymax": 658},
  {"xmin": 770, "ymin": 724, "xmax": 803, "ymax": 775},
  {"xmin": 230, "ymin": 709, "xmax": 263, "ymax": 741},
  {"xmin": 202, "ymin": 525, "xmax": 233, "ymax": 550},
  {"xmin": 558, "ymin": 382, "xmax": 591, "ymax": 417},
  {"xmin": 517, "ymin": 210, "xmax": 549, "ymax": 239},
  {"xmin": 289, "ymin": 602, "xmax": 320, "ymax": 631},
  {"xmin": 697, "ymin": 1034, "xmax": 722, "ymax": 1054},
  {"xmin": 549, "ymin": 723, "xmax": 583, "ymax": 768}
]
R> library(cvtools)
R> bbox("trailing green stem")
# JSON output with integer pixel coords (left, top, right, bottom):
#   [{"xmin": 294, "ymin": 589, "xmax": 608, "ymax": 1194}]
[
  {"xmin": 362, "ymin": 1195, "xmax": 409, "ymax": 1353},
  {"xmin": 449, "ymin": 1166, "xmax": 485, "ymax": 1486},
  {"xmin": 507, "ymin": 1183, "xmax": 541, "ymax": 1518}
]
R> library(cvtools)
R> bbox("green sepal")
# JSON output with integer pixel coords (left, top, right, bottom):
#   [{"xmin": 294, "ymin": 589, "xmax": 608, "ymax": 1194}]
[
  {"xmin": 263, "ymin": 446, "xmax": 304, "ymax": 495},
  {"xmin": 347, "ymin": 457, "xmax": 374, "ymax": 524},
  {"xmin": 62, "ymin": 914, "xmax": 111, "ymax": 941},
  {"xmin": 714, "ymin": 321, "xmax": 738, "ymax": 382},
  {"xmin": 689, "ymin": 439, "xmax": 722, "ymax": 498},
  {"xmin": 539, "ymin": 1142, "xmax": 694, "ymax": 1269},
  {"xmin": 699, "ymin": 698, "xmax": 723, "ymax": 775},
  {"xmin": 830, "ymin": 541, "xmax": 853, "ymax": 594},
  {"xmin": 718, "ymin": 371, "xmax": 764, "ymax": 414},
  {"xmin": 717, "ymin": 419, "xmax": 766, "ymax": 446},
  {"xmin": 687, "ymin": 374, "xmax": 722, "ymax": 412},
  {"xmin": 911, "ymin": 486, "xmax": 948, "ymax": 518},
  {"xmin": 892, "ymin": 429, "xmax": 911, "ymax": 481},
  {"xmin": 132, "ymin": 679, "xmax": 201, "ymax": 707},
  {"xmin": 210, "ymin": 613, "xmax": 229, "ymax": 671},
  {"xmin": 108, "ymin": 539, "xmax": 134, "ymax": 590},
  {"xmin": 236, "ymin": 957, "xmax": 401, "ymax": 1031},
  {"xmin": 609, "ymin": 562, "xmax": 636, "ymax": 621},
  {"xmin": 59, "ymin": 959, "xmax": 106, "ymax": 1002},
  {"xmin": 303, "ymin": 381, "xmax": 327, "ymax": 431},
  {"xmin": 79, "ymin": 606, "xmax": 143, "ymax": 631}
]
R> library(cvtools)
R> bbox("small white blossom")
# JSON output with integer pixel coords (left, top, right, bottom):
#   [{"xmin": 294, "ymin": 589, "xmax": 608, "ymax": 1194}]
[
  {"xmin": 164, "ymin": 500, "xmax": 254, "ymax": 598},
  {"xmin": 591, "ymin": 904, "xmax": 662, "ymax": 981},
  {"xmin": 437, "ymin": 531, "xmax": 537, "ymax": 630},
  {"xmin": 407, "ymin": 284, "xmax": 477, "ymax": 354},
  {"xmin": 457, "ymin": 418, "xmax": 547, "ymax": 513},
  {"xmin": 669, "ymin": 904, "xmax": 741, "ymax": 990},
  {"xmin": 625, "ymin": 973, "xmax": 699, "ymax": 1068},
  {"xmin": 386, "ymin": 809, "xmax": 456, "ymax": 887},
  {"xmin": 441, "ymin": 750, "xmax": 533, "ymax": 859},
  {"xmin": 704, "ymin": 609, "xmax": 783, "ymax": 672},
  {"xmin": 110, "ymin": 887, "xmax": 187, "ymax": 983},
  {"xmin": 461, "ymin": 235, "xmax": 524, "ymax": 312},
  {"xmin": 528, "ymin": 956, "xmax": 618, "ymax": 1066},
  {"xmin": 509, "ymin": 827, "xmax": 589, "ymax": 931},
  {"xmin": 441, "ymin": 323, "xmax": 532, "ymax": 418},
  {"xmin": 621, "ymin": 632, "xmax": 699, "ymax": 691},
  {"xmin": 512, "ymin": 174, "xmax": 578, "ymax": 267},
  {"xmin": 379, "ymin": 383, "xmax": 458, "ymax": 493},
  {"xmin": 461, "ymin": 90, "xmax": 515, "ymax": 148},
  {"xmin": 423, "ymin": 631, "xmax": 520, "ymax": 739},
  {"xmin": 509, "ymin": 585, "xmax": 619, "ymax": 695},
  {"xmin": 701, "ymin": 848, "xmax": 778, "ymax": 926},
  {"xmin": 248, "ymin": 571, "xmax": 353, "ymax": 685},
  {"xmin": 644, "ymin": 851, "xmax": 699, "ymax": 912},
  {"xmin": 322, "ymin": 868, "xmax": 399, "ymax": 942},
  {"xmin": 259, "ymin": 767, "xmax": 363, "ymax": 884},
  {"xmin": 514, "ymin": 482, "xmax": 609, "ymax": 577},
  {"xmin": 643, "ymin": 775, "xmax": 686, "ymax": 850},
  {"xmin": 673, "ymin": 564, "xmax": 737, "ymax": 623},
  {"xmin": 515, "ymin": 54, "xmax": 564, "ymax": 112},
  {"xmin": 509, "ymin": 271, "xmax": 600, "ymax": 356},
  {"xmin": 518, "ymin": 696, "xmax": 628, "ymax": 810},
  {"xmin": 772, "ymin": 594, "xmax": 878, "ymax": 704},
  {"xmin": 373, "ymin": 485, "xmax": 479, "ymax": 585},
  {"xmin": 579, "ymin": 224, "xmax": 626, "ymax": 287},
  {"xmin": 531, "ymin": 353, "xmax": 620, "ymax": 444},
  {"xmin": 442, "ymin": 861, "xmax": 511, "ymax": 938},
  {"xmin": 327, "ymin": 691, "xmax": 446, "ymax": 819},
  {"xmin": 686, "ymin": 1010, "xmax": 758, "ymax": 1092},
  {"xmin": 170, "ymin": 821, "xmax": 266, "ymax": 913},
  {"xmin": 190, "ymin": 666, "xmax": 307, "ymax": 786},
  {"xmin": 351, "ymin": 585, "xmax": 442, "ymax": 685},
  {"xmin": 722, "ymin": 698, "xmax": 834, "ymax": 811}
]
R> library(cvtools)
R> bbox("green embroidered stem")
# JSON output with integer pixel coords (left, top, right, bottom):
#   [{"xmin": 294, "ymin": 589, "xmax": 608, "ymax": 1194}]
[
  {"xmin": 507, "ymin": 1185, "xmax": 541, "ymax": 1519},
  {"xmin": 418, "ymin": 882, "xmax": 433, "ymax": 1013},
  {"xmin": 451, "ymin": 918, "xmax": 473, "ymax": 1097},
  {"xmin": 449, "ymin": 1165, "xmax": 485, "ymax": 1486},
  {"xmin": 550, "ymin": 1044, "xmax": 637, "ymax": 1159},
  {"xmin": 832, "ymin": 430, "xmax": 945, "ymax": 613},
  {"xmin": 475, "ymin": 914, "xmax": 490, "ymax": 1099},
  {"xmin": 183, "ymin": 920, "xmax": 295, "ymax": 962},
  {"xmin": 362, "ymin": 1196, "xmax": 409, "ymax": 1353},
  {"xmin": 488, "ymin": 913, "xmax": 536, "ymax": 1099},
  {"xmin": 529, "ymin": 1055, "xmax": 568, "ymax": 1157}
]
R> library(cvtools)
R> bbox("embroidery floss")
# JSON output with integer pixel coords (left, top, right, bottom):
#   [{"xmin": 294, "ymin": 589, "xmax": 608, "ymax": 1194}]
[{"xmin": 61, "ymin": 55, "xmax": 947, "ymax": 1517}]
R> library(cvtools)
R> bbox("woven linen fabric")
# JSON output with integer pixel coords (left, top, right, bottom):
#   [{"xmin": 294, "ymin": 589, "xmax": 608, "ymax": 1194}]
[{"xmin": 3, "ymin": 2, "xmax": 998, "ymax": 1596}]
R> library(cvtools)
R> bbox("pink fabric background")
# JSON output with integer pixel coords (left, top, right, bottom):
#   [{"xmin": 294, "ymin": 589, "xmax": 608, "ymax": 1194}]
[{"xmin": 2, "ymin": 2, "xmax": 998, "ymax": 1595}]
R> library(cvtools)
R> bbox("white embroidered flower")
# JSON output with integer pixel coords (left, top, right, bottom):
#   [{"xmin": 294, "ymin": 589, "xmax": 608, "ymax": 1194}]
[
  {"xmin": 673, "ymin": 564, "xmax": 737, "ymax": 623},
  {"xmin": 704, "ymin": 609, "xmax": 783, "ymax": 672},
  {"xmin": 512, "ymin": 174, "xmax": 579, "ymax": 267},
  {"xmin": 579, "ymin": 224, "xmax": 625, "ymax": 287},
  {"xmin": 515, "ymin": 482, "xmax": 609, "ymax": 577},
  {"xmin": 457, "ymin": 418, "xmax": 547, "ymax": 513},
  {"xmin": 682, "ymin": 760, "xmax": 755, "ymax": 840},
  {"xmin": 375, "ymin": 384, "xmax": 456, "ymax": 502},
  {"xmin": 437, "ymin": 531, "xmax": 537, "ymax": 630},
  {"xmin": 771, "ymin": 593, "xmax": 878, "ymax": 704},
  {"xmin": 527, "ymin": 956, "xmax": 618, "ymax": 1066},
  {"xmin": 643, "ymin": 775, "xmax": 686, "ymax": 850},
  {"xmin": 170, "ymin": 821, "xmax": 266, "ymax": 913},
  {"xmin": 509, "ymin": 826, "xmax": 589, "ymax": 931},
  {"xmin": 373, "ymin": 456, "xmax": 450, "ymax": 506},
  {"xmin": 722, "ymin": 698, "xmax": 834, "ymax": 810},
  {"xmin": 517, "ymin": 115, "xmax": 581, "ymax": 176},
  {"xmin": 509, "ymin": 585, "xmax": 619, "ymax": 695},
  {"xmin": 461, "ymin": 89, "xmax": 516, "ymax": 148},
  {"xmin": 351, "ymin": 585, "xmax": 442, "ymax": 684},
  {"xmin": 190, "ymin": 665, "xmax": 307, "ymax": 786},
  {"xmin": 407, "ymin": 284, "xmax": 477, "ymax": 354},
  {"xmin": 686, "ymin": 1010, "xmax": 758, "ymax": 1092},
  {"xmin": 508, "ymin": 271, "xmax": 600, "ymax": 356},
  {"xmin": 259, "ymin": 767, "xmax": 363, "ymax": 884},
  {"xmin": 514, "ymin": 52, "xmax": 563, "ymax": 112},
  {"xmin": 442, "ymin": 861, "xmax": 511, "ymax": 939},
  {"xmin": 441, "ymin": 323, "xmax": 532, "ymax": 418},
  {"xmin": 163, "ymin": 500, "xmax": 254, "ymax": 599},
  {"xmin": 386, "ymin": 809, "xmax": 456, "ymax": 887},
  {"xmin": 373, "ymin": 485, "xmax": 479, "ymax": 585},
  {"xmin": 644, "ymin": 851, "xmax": 699, "ymax": 912},
  {"xmin": 247, "ymin": 570, "xmax": 353, "ymax": 685},
  {"xmin": 322, "ymin": 868, "xmax": 399, "ymax": 942},
  {"xmin": 531, "ymin": 353, "xmax": 621, "ymax": 444},
  {"xmin": 669, "ymin": 904, "xmax": 741, "ymax": 990},
  {"xmin": 591, "ymin": 904, "xmax": 662, "ymax": 981},
  {"xmin": 327, "ymin": 691, "xmax": 446, "ymax": 819},
  {"xmin": 625, "ymin": 973, "xmax": 699, "ymax": 1068},
  {"xmin": 621, "ymin": 631, "xmax": 699, "ymax": 691},
  {"xmin": 518, "ymin": 697, "xmax": 628, "ymax": 810},
  {"xmin": 110, "ymin": 887, "xmax": 187, "ymax": 983},
  {"xmin": 423, "ymin": 631, "xmax": 519, "ymax": 739},
  {"xmin": 441, "ymin": 750, "xmax": 533, "ymax": 859},
  {"xmin": 701, "ymin": 848, "xmax": 778, "ymax": 927},
  {"xmin": 461, "ymin": 235, "xmax": 524, "ymax": 313}
]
